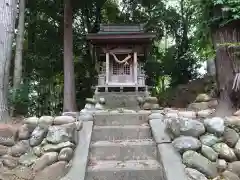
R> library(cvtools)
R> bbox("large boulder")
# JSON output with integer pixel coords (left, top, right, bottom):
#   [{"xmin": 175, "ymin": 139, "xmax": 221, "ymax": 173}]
[
  {"xmin": 233, "ymin": 139, "xmax": 240, "ymax": 158},
  {"xmin": 46, "ymin": 125, "xmax": 74, "ymax": 144},
  {"xmin": 24, "ymin": 117, "xmax": 39, "ymax": 125},
  {"xmin": 33, "ymin": 152, "xmax": 58, "ymax": 172},
  {"xmin": 0, "ymin": 124, "xmax": 17, "ymax": 146},
  {"xmin": 33, "ymin": 146, "xmax": 43, "ymax": 157},
  {"xmin": 0, "ymin": 166, "xmax": 34, "ymax": 180},
  {"xmin": 42, "ymin": 141, "xmax": 74, "ymax": 152},
  {"xmin": 222, "ymin": 170, "xmax": 240, "ymax": 180},
  {"xmin": 213, "ymin": 143, "xmax": 237, "ymax": 162},
  {"xmin": 178, "ymin": 111, "xmax": 196, "ymax": 118},
  {"xmin": 227, "ymin": 161, "xmax": 240, "ymax": 177},
  {"xmin": 204, "ymin": 117, "xmax": 225, "ymax": 136},
  {"xmin": 197, "ymin": 109, "xmax": 215, "ymax": 118},
  {"xmin": 182, "ymin": 150, "xmax": 218, "ymax": 178},
  {"xmin": 9, "ymin": 140, "xmax": 30, "ymax": 157},
  {"xmin": 225, "ymin": 116, "xmax": 240, "ymax": 129},
  {"xmin": 189, "ymin": 100, "xmax": 218, "ymax": 111},
  {"xmin": 0, "ymin": 144, "xmax": 8, "ymax": 156},
  {"xmin": 53, "ymin": 116, "xmax": 75, "ymax": 125},
  {"xmin": 172, "ymin": 136, "xmax": 201, "ymax": 153},
  {"xmin": 30, "ymin": 126, "xmax": 48, "ymax": 146},
  {"xmin": 39, "ymin": 116, "xmax": 54, "ymax": 126},
  {"xmin": 201, "ymin": 145, "xmax": 218, "ymax": 162},
  {"xmin": 185, "ymin": 168, "xmax": 208, "ymax": 180},
  {"xmin": 196, "ymin": 94, "xmax": 211, "ymax": 102},
  {"xmin": 2, "ymin": 154, "xmax": 19, "ymax": 169},
  {"xmin": 199, "ymin": 134, "xmax": 222, "ymax": 146},
  {"xmin": 15, "ymin": 166, "xmax": 34, "ymax": 180},
  {"xmin": 34, "ymin": 161, "xmax": 69, "ymax": 180},
  {"xmin": 188, "ymin": 102, "xmax": 210, "ymax": 111},
  {"xmin": 223, "ymin": 128, "xmax": 239, "ymax": 147},
  {"xmin": 167, "ymin": 118, "xmax": 205, "ymax": 138},
  {"xmin": 18, "ymin": 124, "xmax": 35, "ymax": 140},
  {"xmin": 145, "ymin": 96, "xmax": 158, "ymax": 104},
  {"xmin": 19, "ymin": 150, "xmax": 38, "ymax": 166},
  {"xmin": 58, "ymin": 147, "xmax": 73, "ymax": 161}
]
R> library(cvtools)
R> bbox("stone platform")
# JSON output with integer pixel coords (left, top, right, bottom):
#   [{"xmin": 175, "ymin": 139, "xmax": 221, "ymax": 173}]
[{"xmin": 94, "ymin": 92, "xmax": 149, "ymax": 109}]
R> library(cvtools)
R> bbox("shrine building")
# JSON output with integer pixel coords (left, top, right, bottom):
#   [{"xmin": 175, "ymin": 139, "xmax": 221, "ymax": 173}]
[{"xmin": 86, "ymin": 24, "xmax": 156, "ymax": 108}]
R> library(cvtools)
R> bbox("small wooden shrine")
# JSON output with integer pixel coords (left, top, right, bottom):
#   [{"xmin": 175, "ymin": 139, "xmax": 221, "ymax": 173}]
[{"xmin": 87, "ymin": 24, "xmax": 155, "ymax": 93}]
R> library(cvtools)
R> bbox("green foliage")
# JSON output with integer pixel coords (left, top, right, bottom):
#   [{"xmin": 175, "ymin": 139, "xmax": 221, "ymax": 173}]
[
  {"xmin": 213, "ymin": 0, "xmax": 240, "ymax": 24},
  {"xmin": 14, "ymin": 0, "xmax": 239, "ymax": 116}
]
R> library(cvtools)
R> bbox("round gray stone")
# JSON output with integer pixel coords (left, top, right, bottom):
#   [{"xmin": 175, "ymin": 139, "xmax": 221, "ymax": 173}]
[
  {"xmin": 213, "ymin": 143, "xmax": 237, "ymax": 162},
  {"xmin": 19, "ymin": 151, "xmax": 38, "ymax": 166},
  {"xmin": 201, "ymin": 145, "xmax": 218, "ymax": 162},
  {"xmin": 172, "ymin": 136, "xmax": 201, "ymax": 153},
  {"xmin": 30, "ymin": 126, "xmax": 48, "ymax": 146},
  {"xmin": 228, "ymin": 161, "xmax": 240, "ymax": 177},
  {"xmin": 199, "ymin": 134, "xmax": 222, "ymax": 146},
  {"xmin": 234, "ymin": 139, "xmax": 240, "ymax": 159},
  {"xmin": 185, "ymin": 168, "xmax": 208, "ymax": 180},
  {"xmin": 222, "ymin": 170, "xmax": 240, "ymax": 180},
  {"xmin": 33, "ymin": 152, "xmax": 58, "ymax": 172},
  {"xmin": 167, "ymin": 118, "xmax": 205, "ymax": 138},
  {"xmin": 204, "ymin": 117, "xmax": 225, "ymax": 135},
  {"xmin": 182, "ymin": 150, "xmax": 218, "ymax": 178},
  {"xmin": 223, "ymin": 127, "xmax": 239, "ymax": 147},
  {"xmin": 58, "ymin": 147, "xmax": 73, "ymax": 161}
]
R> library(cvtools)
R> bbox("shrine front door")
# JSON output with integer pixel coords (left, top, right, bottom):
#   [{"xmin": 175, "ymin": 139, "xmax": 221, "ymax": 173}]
[{"xmin": 109, "ymin": 60, "xmax": 134, "ymax": 85}]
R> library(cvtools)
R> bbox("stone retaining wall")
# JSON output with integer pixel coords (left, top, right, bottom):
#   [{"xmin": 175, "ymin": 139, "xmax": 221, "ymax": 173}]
[
  {"xmin": 0, "ymin": 115, "xmax": 82, "ymax": 180},
  {"xmin": 149, "ymin": 108, "xmax": 240, "ymax": 180}
]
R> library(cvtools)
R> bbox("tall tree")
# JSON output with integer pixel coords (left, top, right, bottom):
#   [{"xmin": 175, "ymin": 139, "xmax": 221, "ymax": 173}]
[
  {"xmin": 63, "ymin": 0, "xmax": 77, "ymax": 112},
  {"xmin": 0, "ymin": 0, "xmax": 17, "ymax": 122},
  {"xmin": 12, "ymin": 0, "xmax": 25, "ymax": 115},
  {"xmin": 13, "ymin": 0, "xmax": 25, "ymax": 92}
]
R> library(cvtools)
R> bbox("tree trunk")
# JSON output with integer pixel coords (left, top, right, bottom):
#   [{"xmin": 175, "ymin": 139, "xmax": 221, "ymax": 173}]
[
  {"xmin": 12, "ymin": 0, "xmax": 25, "ymax": 116},
  {"xmin": 0, "ymin": 0, "xmax": 17, "ymax": 122},
  {"xmin": 215, "ymin": 47, "xmax": 235, "ymax": 116},
  {"xmin": 13, "ymin": 0, "xmax": 25, "ymax": 91},
  {"xmin": 63, "ymin": 0, "xmax": 77, "ymax": 112},
  {"xmin": 212, "ymin": 23, "xmax": 240, "ymax": 116}
]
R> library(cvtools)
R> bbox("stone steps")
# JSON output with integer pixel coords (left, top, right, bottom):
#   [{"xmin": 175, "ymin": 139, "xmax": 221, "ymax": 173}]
[
  {"xmin": 93, "ymin": 112, "xmax": 150, "ymax": 126},
  {"xmin": 91, "ymin": 125, "xmax": 152, "ymax": 141},
  {"xmin": 89, "ymin": 139, "xmax": 157, "ymax": 161},
  {"xmin": 86, "ymin": 160, "xmax": 164, "ymax": 180},
  {"xmin": 85, "ymin": 112, "xmax": 164, "ymax": 180}
]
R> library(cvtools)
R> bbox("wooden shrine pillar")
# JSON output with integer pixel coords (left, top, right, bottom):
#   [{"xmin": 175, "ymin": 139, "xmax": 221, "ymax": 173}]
[
  {"xmin": 106, "ymin": 52, "xmax": 109, "ymax": 85},
  {"xmin": 134, "ymin": 52, "xmax": 138, "ymax": 84}
]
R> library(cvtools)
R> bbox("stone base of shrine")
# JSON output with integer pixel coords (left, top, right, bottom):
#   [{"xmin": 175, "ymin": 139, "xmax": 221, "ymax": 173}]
[
  {"xmin": 94, "ymin": 91, "xmax": 149, "ymax": 110},
  {"xmin": 94, "ymin": 85, "xmax": 149, "ymax": 93}
]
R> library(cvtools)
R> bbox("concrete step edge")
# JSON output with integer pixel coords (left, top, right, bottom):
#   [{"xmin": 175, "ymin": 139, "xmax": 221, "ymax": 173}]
[
  {"xmin": 87, "ymin": 160, "xmax": 161, "ymax": 172},
  {"xmin": 93, "ymin": 125, "xmax": 150, "ymax": 129},
  {"xmin": 90, "ymin": 139, "xmax": 155, "ymax": 147}
]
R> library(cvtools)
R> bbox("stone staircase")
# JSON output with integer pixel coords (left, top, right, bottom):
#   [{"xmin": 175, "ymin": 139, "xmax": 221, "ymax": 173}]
[{"xmin": 85, "ymin": 112, "xmax": 165, "ymax": 180}]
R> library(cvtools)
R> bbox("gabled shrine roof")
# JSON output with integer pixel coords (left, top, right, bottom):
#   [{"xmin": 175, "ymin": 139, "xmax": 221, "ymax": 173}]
[
  {"xmin": 98, "ymin": 24, "xmax": 144, "ymax": 34},
  {"xmin": 86, "ymin": 24, "xmax": 156, "ymax": 44}
]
